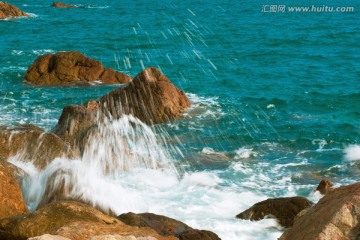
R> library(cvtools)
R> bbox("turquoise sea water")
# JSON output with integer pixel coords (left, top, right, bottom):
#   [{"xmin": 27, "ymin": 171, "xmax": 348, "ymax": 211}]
[{"xmin": 1, "ymin": 0, "xmax": 360, "ymax": 239}]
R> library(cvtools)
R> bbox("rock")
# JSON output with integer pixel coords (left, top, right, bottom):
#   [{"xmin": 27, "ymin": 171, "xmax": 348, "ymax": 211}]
[
  {"xmin": 0, "ymin": 2, "xmax": 29, "ymax": 19},
  {"xmin": 179, "ymin": 230, "xmax": 220, "ymax": 240},
  {"xmin": 28, "ymin": 234, "xmax": 71, "ymax": 240},
  {"xmin": 0, "ymin": 200, "xmax": 175, "ymax": 240},
  {"xmin": 279, "ymin": 182, "xmax": 360, "ymax": 240},
  {"xmin": 0, "ymin": 162, "xmax": 28, "ymax": 219},
  {"xmin": 52, "ymin": 67, "xmax": 190, "ymax": 150},
  {"xmin": 88, "ymin": 236, "xmax": 157, "ymax": 240},
  {"xmin": 236, "ymin": 196, "xmax": 313, "ymax": 228},
  {"xmin": 0, "ymin": 124, "xmax": 73, "ymax": 169},
  {"xmin": 25, "ymin": 51, "xmax": 132, "ymax": 85},
  {"xmin": 315, "ymin": 179, "xmax": 334, "ymax": 195},
  {"xmin": 52, "ymin": 2, "xmax": 82, "ymax": 8},
  {"xmin": 51, "ymin": 102, "xmax": 99, "ymax": 153},
  {"xmin": 117, "ymin": 212, "xmax": 220, "ymax": 240},
  {"xmin": 99, "ymin": 67, "xmax": 191, "ymax": 124}
]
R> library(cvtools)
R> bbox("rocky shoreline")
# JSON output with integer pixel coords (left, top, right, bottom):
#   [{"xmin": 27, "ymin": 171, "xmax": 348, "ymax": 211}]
[{"xmin": 1, "ymin": 2, "xmax": 359, "ymax": 240}]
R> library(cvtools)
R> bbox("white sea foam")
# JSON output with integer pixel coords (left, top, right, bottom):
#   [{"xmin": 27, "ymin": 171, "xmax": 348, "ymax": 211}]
[
  {"xmin": 87, "ymin": 5, "xmax": 110, "ymax": 9},
  {"xmin": 266, "ymin": 104, "xmax": 275, "ymax": 109},
  {"xmin": 6, "ymin": 113, "xmax": 287, "ymax": 239},
  {"xmin": 201, "ymin": 147, "xmax": 216, "ymax": 154},
  {"xmin": 312, "ymin": 139, "xmax": 327, "ymax": 151},
  {"xmin": 183, "ymin": 93, "xmax": 224, "ymax": 120},
  {"xmin": 32, "ymin": 49, "xmax": 55, "ymax": 55},
  {"xmin": 344, "ymin": 144, "xmax": 360, "ymax": 161},
  {"xmin": 234, "ymin": 147, "xmax": 258, "ymax": 159}
]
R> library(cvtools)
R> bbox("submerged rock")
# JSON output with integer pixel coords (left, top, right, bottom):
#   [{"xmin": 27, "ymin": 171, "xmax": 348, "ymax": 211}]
[
  {"xmin": 0, "ymin": 162, "xmax": 28, "ymax": 219},
  {"xmin": 236, "ymin": 196, "xmax": 313, "ymax": 227},
  {"xmin": 280, "ymin": 182, "xmax": 360, "ymax": 240},
  {"xmin": 25, "ymin": 51, "xmax": 132, "ymax": 85},
  {"xmin": 52, "ymin": 2, "xmax": 82, "ymax": 8},
  {"xmin": 0, "ymin": 2, "xmax": 29, "ymax": 19},
  {"xmin": 117, "ymin": 212, "xmax": 220, "ymax": 240},
  {"xmin": 315, "ymin": 179, "xmax": 334, "ymax": 195},
  {"xmin": 0, "ymin": 200, "xmax": 175, "ymax": 240},
  {"xmin": 0, "ymin": 124, "xmax": 73, "ymax": 169}
]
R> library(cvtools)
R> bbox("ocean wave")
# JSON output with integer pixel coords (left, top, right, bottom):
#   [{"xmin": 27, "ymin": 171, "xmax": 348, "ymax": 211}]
[
  {"xmin": 86, "ymin": 5, "xmax": 110, "ymax": 9},
  {"xmin": 32, "ymin": 49, "xmax": 55, "ymax": 55}
]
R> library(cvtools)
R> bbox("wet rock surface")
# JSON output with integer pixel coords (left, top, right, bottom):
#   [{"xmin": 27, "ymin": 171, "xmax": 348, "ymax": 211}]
[
  {"xmin": 315, "ymin": 179, "xmax": 334, "ymax": 195},
  {"xmin": 99, "ymin": 67, "xmax": 191, "ymax": 124},
  {"xmin": 52, "ymin": 67, "xmax": 191, "ymax": 152},
  {"xmin": 0, "ymin": 124, "xmax": 73, "ymax": 169},
  {"xmin": 25, "ymin": 51, "xmax": 132, "ymax": 85},
  {"xmin": 0, "ymin": 2, "xmax": 29, "ymax": 19},
  {"xmin": 236, "ymin": 196, "xmax": 313, "ymax": 227},
  {"xmin": 280, "ymin": 182, "xmax": 360, "ymax": 240},
  {"xmin": 0, "ymin": 162, "xmax": 28, "ymax": 219},
  {"xmin": 0, "ymin": 201, "xmax": 175, "ymax": 240},
  {"xmin": 117, "ymin": 212, "xmax": 220, "ymax": 240}
]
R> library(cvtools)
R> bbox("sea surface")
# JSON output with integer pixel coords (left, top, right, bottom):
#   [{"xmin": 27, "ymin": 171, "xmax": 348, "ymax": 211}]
[{"xmin": 1, "ymin": 0, "xmax": 360, "ymax": 239}]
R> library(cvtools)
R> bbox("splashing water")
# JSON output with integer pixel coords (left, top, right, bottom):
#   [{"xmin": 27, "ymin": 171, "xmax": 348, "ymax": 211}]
[
  {"xmin": 344, "ymin": 145, "xmax": 360, "ymax": 161},
  {"xmin": 9, "ymin": 115, "xmax": 181, "ymax": 213},
  {"xmin": 8, "ymin": 113, "xmax": 284, "ymax": 239}
]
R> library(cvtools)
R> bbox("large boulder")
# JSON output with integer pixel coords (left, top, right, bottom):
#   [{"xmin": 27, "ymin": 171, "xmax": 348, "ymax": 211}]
[
  {"xmin": 0, "ymin": 125, "xmax": 73, "ymax": 169},
  {"xmin": 0, "ymin": 162, "xmax": 28, "ymax": 219},
  {"xmin": 25, "ymin": 51, "xmax": 132, "ymax": 85},
  {"xmin": 0, "ymin": 2, "xmax": 29, "ymax": 19},
  {"xmin": 280, "ymin": 182, "xmax": 360, "ymax": 240},
  {"xmin": 236, "ymin": 196, "xmax": 313, "ymax": 227},
  {"xmin": 117, "ymin": 212, "xmax": 220, "ymax": 240},
  {"xmin": 52, "ymin": 67, "xmax": 190, "ymax": 150},
  {"xmin": 99, "ymin": 67, "xmax": 191, "ymax": 125},
  {"xmin": 52, "ymin": 2, "xmax": 82, "ymax": 8},
  {"xmin": 0, "ymin": 200, "xmax": 176, "ymax": 240}
]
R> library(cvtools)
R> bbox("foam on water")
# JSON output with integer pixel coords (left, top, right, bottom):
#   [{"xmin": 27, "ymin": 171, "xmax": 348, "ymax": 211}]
[
  {"xmin": 344, "ymin": 145, "xmax": 360, "ymax": 161},
  {"xmin": 7, "ymin": 114, "xmax": 286, "ymax": 239},
  {"xmin": 234, "ymin": 147, "xmax": 258, "ymax": 159}
]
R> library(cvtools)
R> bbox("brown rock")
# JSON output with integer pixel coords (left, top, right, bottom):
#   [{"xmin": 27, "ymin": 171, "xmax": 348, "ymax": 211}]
[
  {"xmin": 51, "ymin": 103, "xmax": 99, "ymax": 153},
  {"xmin": 0, "ymin": 162, "xmax": 28, "ymax": 219},
  {"xmin": 25, "ymin": 51, "xmax": 132, "ymax": 85},
  {"xmin": 101, "ymin": 68, "xmax": 132, "ymax": 84},
  {"xmin": 236, "ymin": 196, "xmax": 313, "ymax": 228},
  {"xmin": 28, "ymin": 234, "xmax": 71, "ymax": 240},
  {"xmin": 0, "ymin": 2, "xmax": 29, "ymax": 19},
  {"xmin": 99, "ymin": 67, "xmax": 191, "ymax": 124},
  {"xmin": 0, "ymin": 200, "xmax": 175, "ymax": 240},
  {"xmin": 316, "ymin": 179, "xmax": 334, "ymax": 195},
  {"xmin": 89, "ymin": 236, "xmax": 158, "ymax": 240},
  {"xmin": 52, "ymin": 2, "xmax": 82, "ymax": 8},
  {"xmin": 0, "ymin": 125, "xmax": 73, "ymax": 169},
  {"xmin": 279, "ymin": 182, "xmax": 360, "ymax": 240},
  {"xmin": 179, "ymin": 230, "xmax": 220, "ymax": 240},
  {"xmin": 52, "ymin": 67, "xmax": 190, "ymax": 150},
  {"xmin": 117, "ymin": 212, "xmax": 220, "ymax": 240}
]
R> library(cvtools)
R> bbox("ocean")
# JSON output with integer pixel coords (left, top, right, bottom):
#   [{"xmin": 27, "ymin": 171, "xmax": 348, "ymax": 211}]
[{"xmin": 1, "ymin": 0, "xmax": 359, "ymax": 239}]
